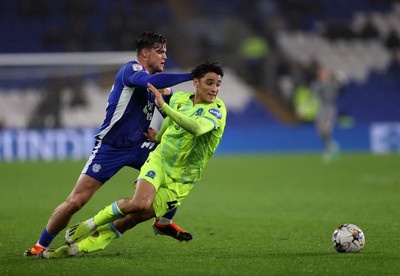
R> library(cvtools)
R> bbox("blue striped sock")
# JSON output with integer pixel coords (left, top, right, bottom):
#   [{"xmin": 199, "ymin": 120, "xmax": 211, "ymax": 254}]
[{"xmin": 162, "ymin": 207, "xmax": 177, "ymax": 219}]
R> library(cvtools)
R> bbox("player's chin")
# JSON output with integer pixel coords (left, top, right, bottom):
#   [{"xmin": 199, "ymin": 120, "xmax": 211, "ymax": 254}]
[{"xmin": 206, "ymin": 96, "xmax": 216, "ymax": 103}]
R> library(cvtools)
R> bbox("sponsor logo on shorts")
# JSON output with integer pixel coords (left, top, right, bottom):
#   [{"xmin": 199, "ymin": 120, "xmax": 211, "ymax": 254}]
[
  {"xmin": 141, "ymin": 141, "xmax": 156, "ymax": 150},
  {"xmin": 208, "ymin": 108, "xmax": 222, "ymax": 119},
  {"xmin": 146, "ymin": 170, "xmax": 156, "ymax": 179},
  {"xmin": 92, "ymin": 163, "xmax": 101, "ymax": 173}
]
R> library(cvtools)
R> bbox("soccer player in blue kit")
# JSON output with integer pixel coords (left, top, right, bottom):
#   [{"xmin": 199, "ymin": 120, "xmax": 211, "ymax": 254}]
[{"xmin": 24, "ymin": 31, "xmax": 193, "ymax": 257}]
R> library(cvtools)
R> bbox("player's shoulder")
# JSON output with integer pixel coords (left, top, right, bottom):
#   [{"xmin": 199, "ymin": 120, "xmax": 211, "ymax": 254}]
[
  {"xmin": 171, "ymin": 91, "xmax": 193, "ymax": 101},
  {"xmin": 205, "ymin": 98, "xmax": 226, "ymax": 121},
  {"xmin": 124, "ymin": 60, "xmax": 146, "ymax": 74},
  {"xmin": 169, "ymin": 91, "xmax": 192, "ymax": 108},
  {"xmin": 212, "ymin": 97, "xmax": 226, "ymax": 113},
  {"xmin": 215, "ymin": 97, "xmax": 225, "ymax": 108}
]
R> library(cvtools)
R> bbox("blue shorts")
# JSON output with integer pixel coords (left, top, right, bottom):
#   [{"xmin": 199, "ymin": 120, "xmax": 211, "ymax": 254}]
[{"xmin": 82, "ymin": 139, "xmax": 157, "ymax": 184}]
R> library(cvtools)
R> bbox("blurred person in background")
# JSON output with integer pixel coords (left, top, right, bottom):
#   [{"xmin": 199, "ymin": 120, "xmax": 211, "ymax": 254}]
[
  {"xmin": 311, "ymin": 67, "xmax": 346, "ymax": 162},
  {"xmin": 24, "ymin": 31, "xmax": 194, "ymax": 257},
  {"xmin": 28, "ymin": 76, "xmax": 63, "ymax": 129},
  {"xmin": 238, "ymin": 33, "xmax": 269, "ymax": 87}
]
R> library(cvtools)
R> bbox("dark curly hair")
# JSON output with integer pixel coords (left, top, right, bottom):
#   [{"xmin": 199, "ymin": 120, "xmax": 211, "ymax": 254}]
[
  {"xmin": 135, "ymin": 31, "xmax": 167, "ymax": 54},
  {"xmin": 191, "ymin": 61, "xmax": 224, "ymax": 80}
]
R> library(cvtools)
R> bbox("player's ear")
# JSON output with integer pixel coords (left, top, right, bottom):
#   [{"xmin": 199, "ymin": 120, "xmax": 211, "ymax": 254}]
[
  {"xmin": 142, "ymin": 48, "xmax": 149, "ymax": 58},
  {"xmin": 193, "ymin": 78, "xmax": 199, "ymax": 88}
]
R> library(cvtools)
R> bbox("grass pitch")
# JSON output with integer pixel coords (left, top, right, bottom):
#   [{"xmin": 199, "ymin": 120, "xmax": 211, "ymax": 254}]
[{"xmin": 0, "ymin": 153, "xmax": 399, "ymax": 275}]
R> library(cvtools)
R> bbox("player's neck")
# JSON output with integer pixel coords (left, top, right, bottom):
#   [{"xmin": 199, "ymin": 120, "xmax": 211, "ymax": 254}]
[
  {"xmin": 192, "ymin": 94, "xmax": 208, "ymax": 105},
  {"xmin": 136, "ymin": 58, "xmax": 154, "ymax": 74}
]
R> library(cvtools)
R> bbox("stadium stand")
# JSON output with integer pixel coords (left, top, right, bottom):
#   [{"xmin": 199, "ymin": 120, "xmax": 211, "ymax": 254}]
[
  {"xmin": 0, "ymin": 0, "xmax": 399, "ymax": 129},
  {"xmin": 274, "ymin": 1, "xmax": 400, "ymax": 123}
]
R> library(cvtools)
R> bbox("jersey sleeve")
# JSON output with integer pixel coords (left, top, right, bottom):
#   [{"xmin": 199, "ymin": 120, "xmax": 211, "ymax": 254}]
[
  {"xmin": 122, "ymin": 63, "xmax": 192, "ymax": 88},
  {"xmin": 159, "ymin": 104, "xmax": 215, "ymax": 136},
  {"xmin": 155, "ymin": 116, "xmax": 173, "ymax": 142}
]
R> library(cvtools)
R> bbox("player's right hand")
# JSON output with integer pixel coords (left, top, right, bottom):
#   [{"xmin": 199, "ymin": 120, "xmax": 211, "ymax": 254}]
[{"xmin": 147, "ymin": 82, "xmax": 165, "ymax": 109}]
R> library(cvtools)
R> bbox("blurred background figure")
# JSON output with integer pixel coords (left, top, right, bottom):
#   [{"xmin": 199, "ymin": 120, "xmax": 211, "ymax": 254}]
[
  {"xmin": 238, "ymin": 33, "xmax": 270, "ymax": 87},
  {"xmin": 28, "ymin": 76, "xmax": 63, "ymax": 129},
  {"xmin": 311, "ymin": 67, "xmax": 346, "ymax": 162}
]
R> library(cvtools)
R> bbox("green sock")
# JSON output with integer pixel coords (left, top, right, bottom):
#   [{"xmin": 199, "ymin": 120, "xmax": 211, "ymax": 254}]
[
  {"xmin": 76, "ymin": 223, "xmax": 121, "ymax": 254},
  {"xmin": 93, "ymin": 201, "xmax": 126, "ymax": 227}
]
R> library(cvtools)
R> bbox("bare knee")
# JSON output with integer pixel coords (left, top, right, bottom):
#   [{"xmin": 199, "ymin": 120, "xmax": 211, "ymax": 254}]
[
  {"xmin": 62, "ymin": 195, "xmax": 86, "ymax": 214},
  {"xmin": 119, "ymin": 180, "xmax": 155, "ymax": 215},
  {"xmin": 123, "ymin": 198, "xmax": 153, "ymax": 214}
]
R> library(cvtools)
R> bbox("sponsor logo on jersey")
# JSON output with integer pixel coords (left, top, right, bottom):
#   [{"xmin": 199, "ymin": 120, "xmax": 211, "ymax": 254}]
[
  {"xmin": 146, "ymin": 170, "xmax": 156, "ymax": 179},
  {"xmin": 141, "ymin": 141, "xmax": 156, "ymax": 150},
  {"xmin": 132, "ymin": 64, "xmax": 144, "ymax": 71},
  {"xmin": 208, "ymin": 108, "xmax": 222, "ymax": 119},
  {"xmin": 196, "ymin": 108, "xmax": 204, "ymax": 116},
  {"xmin": 92, "ymin": 163, "xmax": 101, "ymax": 173},
  {"xmin": 143, "ymin": 101, "xmax": 154, "ymax": 121}
]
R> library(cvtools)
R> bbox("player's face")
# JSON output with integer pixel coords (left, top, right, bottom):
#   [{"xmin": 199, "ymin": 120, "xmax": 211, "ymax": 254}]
[
  {"xmin": 194, "ymin": 72, "xmax": 222, "ymax": 104},
  {"xmin": 147, "ymin": 44, "xmax": 167, "ymax": 74}
]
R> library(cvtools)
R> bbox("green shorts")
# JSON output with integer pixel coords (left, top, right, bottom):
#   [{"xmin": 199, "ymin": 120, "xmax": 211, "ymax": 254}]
[{"xmin": 136, "ymin": 151, "xmax": 194, "ymax": 217}]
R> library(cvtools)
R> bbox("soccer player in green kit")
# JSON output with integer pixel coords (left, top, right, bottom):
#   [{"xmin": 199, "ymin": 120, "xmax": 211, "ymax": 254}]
[{"xmin": 42, "ymin": 61, "xmax": 226, "ymax": 258}]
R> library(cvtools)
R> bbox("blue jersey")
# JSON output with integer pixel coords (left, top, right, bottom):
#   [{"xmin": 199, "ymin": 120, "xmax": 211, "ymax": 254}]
[{"xmin": 95, "ymin": 60, "xmax": 191, "ymax": 148}]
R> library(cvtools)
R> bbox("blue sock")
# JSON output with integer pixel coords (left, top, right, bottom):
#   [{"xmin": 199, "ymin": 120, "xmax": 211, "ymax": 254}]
[
  {"xmin": 37, "ymin": 228, "xmax": 57, "ymax": 248},
  {"xmin": 163, "ymin": 207, "xmax": 177, "ymax": 219}
]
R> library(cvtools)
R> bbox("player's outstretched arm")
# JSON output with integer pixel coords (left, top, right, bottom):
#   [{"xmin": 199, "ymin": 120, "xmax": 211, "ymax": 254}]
[
  {"xmin": 128, "ymin": 71, "xmax": 192, "ymax": 89},
  {"xmin": 147, "ymin": 83, "xmax": 215, "ymax": 136}
]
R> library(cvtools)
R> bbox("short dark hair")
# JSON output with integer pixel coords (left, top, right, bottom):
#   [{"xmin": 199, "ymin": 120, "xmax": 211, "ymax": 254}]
[
  {"xmin": 135, "ymin": 31, "xmax": 167, "ymax": 54},
  {"xmin": 191, "ymin": 61, "xmax": 224, "ymax": 80}
]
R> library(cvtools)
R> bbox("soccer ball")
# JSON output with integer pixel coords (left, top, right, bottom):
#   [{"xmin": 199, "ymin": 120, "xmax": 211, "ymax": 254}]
[{"xmin": 332, "ymin": 224, "xmax": 365, "ymax": 253}]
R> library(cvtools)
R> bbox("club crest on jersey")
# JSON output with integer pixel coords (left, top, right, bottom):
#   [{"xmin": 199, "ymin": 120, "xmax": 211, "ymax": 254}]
[
  {"xmin": 132, "ymin": 64, "xmax": 143, "ymax": 71},
  {"xmin": 146, "ymin": 170, "xmax": 156, "ymax": 179},
  {"xmin": 208, "ymin": 108, "xmax": 222, "ymax": 119},
  {"xmin": 196, "ymin": 108, "xmax": 204, "ymax": 116},
  {"xmin": 92, "ymin": 164, "xmax": 101, "ymax": 173}
]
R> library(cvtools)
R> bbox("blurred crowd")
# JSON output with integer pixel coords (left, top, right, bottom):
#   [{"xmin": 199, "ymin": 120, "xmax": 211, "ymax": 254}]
[
  {"xmin": 1, "ymin": 0, "xmax": 400, "ymax": 127},
  {"xmin": 3, "ymin": 1, "xmax": 400, "ymax": 73}
]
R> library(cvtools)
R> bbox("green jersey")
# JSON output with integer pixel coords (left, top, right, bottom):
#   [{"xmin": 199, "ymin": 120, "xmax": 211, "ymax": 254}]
[{"xmin": 155, "ymin": 91, "xmax": 226, "ymax": 183}]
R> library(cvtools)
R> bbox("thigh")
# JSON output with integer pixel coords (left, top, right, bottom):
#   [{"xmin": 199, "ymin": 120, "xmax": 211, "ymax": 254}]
[
  {"xmin": 126, "ymin": 140, "xmax": 157, "ymax": 170},
  {"xmin": 66, "ymin": 174, "xmax": 101, "ymax": 204},
  {"xmin": 137, "ymin": 150, "xmax": 194, "ymax": 217},
  {"xmin": 152, "ymin": 180, "xmax": 194, "ymax": 218},
  {"xmin": 137, "ymin": 151, "xmax": 165, "ymax": 190},
  {"xmin": 317, "ymin": 110, "xmax": 335, "ymax": 132}
]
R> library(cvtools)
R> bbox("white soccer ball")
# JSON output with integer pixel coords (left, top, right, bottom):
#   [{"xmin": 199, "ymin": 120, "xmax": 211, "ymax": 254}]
[{"xmin": 332, "ymin": 224, "xmax": 365, "ymax": 253}]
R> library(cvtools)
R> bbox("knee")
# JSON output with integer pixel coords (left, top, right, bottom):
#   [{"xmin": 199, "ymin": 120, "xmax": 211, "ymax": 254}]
[
  {"xmin": 124, "ymin": 199, "xmax": 152, "ymax": 215},
  {"xmin": 64, "ymin": 195, "xmax": 86, "ymax": 213}
]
